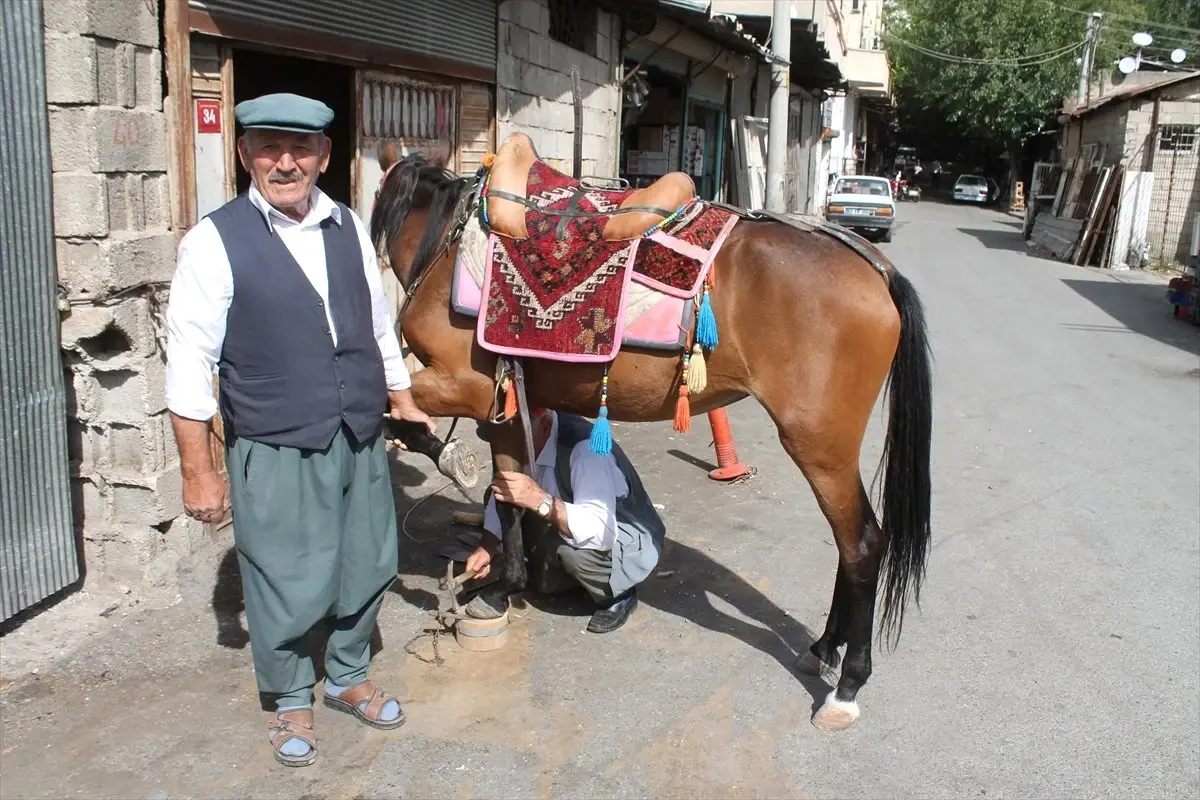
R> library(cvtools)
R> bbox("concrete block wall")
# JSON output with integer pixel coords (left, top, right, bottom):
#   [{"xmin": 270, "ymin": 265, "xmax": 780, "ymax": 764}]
[
  {"xmin": 46, "ymin": 0, "xmax": 203, "ymax": 602},
  {"xmin": 497, "ymin": 0, "xmax": 621, "ymax": 177}
]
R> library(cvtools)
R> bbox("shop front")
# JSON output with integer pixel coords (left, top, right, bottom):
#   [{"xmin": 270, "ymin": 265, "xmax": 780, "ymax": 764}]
[
  {"xmin": 619, "ymin": 24, "xmax": 741, "ymax": 202},
  {"xmin": 171, "ymin": 0, "xmax": 498, "ymax": 233}
]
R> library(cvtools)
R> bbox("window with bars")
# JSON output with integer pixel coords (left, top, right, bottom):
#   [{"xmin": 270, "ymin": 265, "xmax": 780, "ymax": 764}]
[
  {"xmin": 1157, "ymin": 124, "xmax": 1199, "ymax": 153},
  {"xmin": 548, "ymin": 0, "xmax": 596, "ymax": 56}
]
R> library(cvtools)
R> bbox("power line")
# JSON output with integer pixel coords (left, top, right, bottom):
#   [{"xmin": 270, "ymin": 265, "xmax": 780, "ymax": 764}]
[
  {"xmin": 884, "ymin": 32, "xmax": 1086, "ymax": 66},
  {"xmin": 1039, "ymin": 0, "xmax": 1200, "ymax": 37}
]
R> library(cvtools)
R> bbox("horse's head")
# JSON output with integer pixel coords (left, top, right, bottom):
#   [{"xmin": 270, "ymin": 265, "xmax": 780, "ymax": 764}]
[{"xmin": 369, "ymin": 145, "xmax": 471, "ymax": 293}]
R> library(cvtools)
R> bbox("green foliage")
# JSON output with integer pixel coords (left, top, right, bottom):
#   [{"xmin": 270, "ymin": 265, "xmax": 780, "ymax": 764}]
[{"xmin": 884, "ymin": 0, "xmax": 1193, "ymax": 157}]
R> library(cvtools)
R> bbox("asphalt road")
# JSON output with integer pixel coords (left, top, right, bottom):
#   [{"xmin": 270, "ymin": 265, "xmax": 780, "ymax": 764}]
[{"xmin": 1, "ymin": 199, "xmax": 1197, "ymax": 799}]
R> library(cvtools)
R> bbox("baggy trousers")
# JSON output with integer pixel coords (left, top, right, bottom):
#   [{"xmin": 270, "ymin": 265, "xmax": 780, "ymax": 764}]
[{"xmin": 226, "ymin": 426, "xmax": 398, "ymax": 709}]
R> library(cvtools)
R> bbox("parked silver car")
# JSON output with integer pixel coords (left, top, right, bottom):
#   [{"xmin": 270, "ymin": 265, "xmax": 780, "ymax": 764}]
[{"xmin": 952, "ymin": 174, "xmax": 991, "ymax": 204}]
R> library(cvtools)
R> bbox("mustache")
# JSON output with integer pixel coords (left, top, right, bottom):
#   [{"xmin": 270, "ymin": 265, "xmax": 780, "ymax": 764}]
[{"xmin": 268, "ymin": 169, "xmax": 303, "ymax": 183}]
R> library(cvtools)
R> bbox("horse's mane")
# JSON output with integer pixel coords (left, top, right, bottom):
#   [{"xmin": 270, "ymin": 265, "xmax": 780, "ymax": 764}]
[{"xmin": 369, "ymin": 145, "xmax": 471, "ymax": 285}]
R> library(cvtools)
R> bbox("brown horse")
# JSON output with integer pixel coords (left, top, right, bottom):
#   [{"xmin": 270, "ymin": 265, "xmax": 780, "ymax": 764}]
[{"xmin": 370, "ymin": 149, "xmax": 933, "ymax": 732}]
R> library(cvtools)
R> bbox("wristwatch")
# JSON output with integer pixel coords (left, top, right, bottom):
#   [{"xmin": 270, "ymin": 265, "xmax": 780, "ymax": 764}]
[{"xmin": 536, "ymin": 494, "xmax": 553, "ymax": 518}]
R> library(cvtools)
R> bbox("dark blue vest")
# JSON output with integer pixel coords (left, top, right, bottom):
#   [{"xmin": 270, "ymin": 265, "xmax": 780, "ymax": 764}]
[{"xmin": 209, "ymin": 193, "xmax": 386, "ymax": 451}]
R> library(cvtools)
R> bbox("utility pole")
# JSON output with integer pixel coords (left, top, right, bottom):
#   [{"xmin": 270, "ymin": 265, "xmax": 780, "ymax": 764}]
[
  {"xmin": 765, "ymin": 0, "xmax": 791, "ymax": 212},
  {"xmin": 1078, "ymin": 11, "xmax": 1103, "ymax": 106}
]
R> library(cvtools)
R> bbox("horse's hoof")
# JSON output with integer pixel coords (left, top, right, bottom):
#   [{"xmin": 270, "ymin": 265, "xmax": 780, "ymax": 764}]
[
  {"xmin": 797, "ymin": 650, "xmax": 839, "ymax": 683},
  {"xmin": 811, "ymin": 691, "xmax": 860, "ymax": 732},
  {"xmin": 437, "ymin": 439, "xmax": 479, "ymax": 489}
]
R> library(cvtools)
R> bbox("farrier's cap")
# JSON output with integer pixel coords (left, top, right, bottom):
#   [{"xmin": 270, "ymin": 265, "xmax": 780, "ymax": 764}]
[{"xmin": 234, "ymin": 93, "xmax": 333, "ymax": 133}]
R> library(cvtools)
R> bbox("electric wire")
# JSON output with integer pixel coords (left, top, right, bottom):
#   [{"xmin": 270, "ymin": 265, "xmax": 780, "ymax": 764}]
[{"xmin": 884, "ymin": 32, "xmax": 1087, "ymax": 66}]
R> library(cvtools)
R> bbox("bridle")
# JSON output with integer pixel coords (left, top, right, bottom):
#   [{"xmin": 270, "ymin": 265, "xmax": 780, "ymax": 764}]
[{"xmin": 373, "ymin": 163, "xmax": 481, "ymax": 331}]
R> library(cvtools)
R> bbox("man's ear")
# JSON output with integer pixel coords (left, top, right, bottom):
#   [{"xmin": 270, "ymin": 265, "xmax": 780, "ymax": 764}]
[
  {"xmin": 236, "ymin": 134, "xmax": 251, "ymax": 172},
  {"xmin": 318, "ymin": 134, "xmax": 332, "ymax": 175}
]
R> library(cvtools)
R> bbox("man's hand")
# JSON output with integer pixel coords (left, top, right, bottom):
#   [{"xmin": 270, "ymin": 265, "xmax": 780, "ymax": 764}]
[
  {"xmin": 182, "ymin": 471, "xmax": 229, "ymax": 523},
  {"xmin": 387, "ymin": 389, "xmax": 436, "ymax": 450},
  {"xmin": 491, "ymin": 471, "xmax": 547, "ymax": 512},
  {"xmin": 465, "ymin": 543, "xmax": 494, "ymax": 580}
]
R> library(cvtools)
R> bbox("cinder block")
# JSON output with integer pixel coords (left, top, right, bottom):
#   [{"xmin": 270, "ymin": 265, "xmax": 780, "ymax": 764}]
[
  {"xmin": 42, "ymin": 0, "xmax": 89, "ymax": 36},
  {"xmin": 74, "ymin": 477, "xmax": 109, "ymax": 527},
  {"xmin": 95, "ymin": 108, "xmax": 168, "ymax": 172},
  {"xmin": 44, "ymin": 34, "xmax": 98, "ymax": 105},
  {"xmin": 515, "ymin": 0, "xmax": 544, "ymax": 32},
  {"xmin": 142, "ymin": 174, "xmax": 171, "ymax": 229},
  {"xmin": 105, "ymin": 230, "xmax": 177, "ymax": 290},
  {"xmin": 53, "ymin": 172, "xmax": 109, "ymax": 237},
  {"xmin": 93, "ymin": 353, "xmax": 167, "ymax": 423},
  {"xmin": 61, "ymin": 230, "xmax": 176, "ymax": 297},
  {"xmin": 498, "ymin": 53, "xmax": 520, "ymax": 88},
  {"xmin": 110, "ymin": 463, "xmax": 183, "ymax": 524},
  {"xmin": 498, "ymin": 0, "xmax": 515, "ymax": 23},
  {"xmin": 49, "ymin": 107, "xmax": 167, "ymax": 173},
  {"xmin": 97, "ymin": 39, "xmax": 137, "ymax": 108},
  {"xmin": 134, "ymin": 47, "xmax": 162, "ymax": 111},
  {"xmin": 49, "ymin": 107, "xmax": 96, "ymax": 171},
  {"xmin": 506, "ymin": 23, "xmax": 529, "ymax": 60},
  {"xmin": 143, "ymin": 550, "xmax": 181, "ymax": 589},
  {"xmin": 50, "ymin": 0, "xmax": 160, "ymax": 48},
  {"xmin": 106, "ymin": 173, "xmax": 144, "ymax": 231}
]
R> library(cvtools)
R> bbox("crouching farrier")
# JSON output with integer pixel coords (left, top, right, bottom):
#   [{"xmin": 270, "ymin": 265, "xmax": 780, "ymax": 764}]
[{"xmin": 164, "ymin": 93, "xmax": 434, "ymax": 767}]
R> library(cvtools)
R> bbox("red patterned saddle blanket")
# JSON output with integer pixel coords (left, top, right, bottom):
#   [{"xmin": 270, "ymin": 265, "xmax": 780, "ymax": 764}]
[
  {"xmin": 474, "ymin": 133, "xmax": 738, "ymax": 363},
  {"xmin": 477, "ymin": 188, "xmax": 737, "ymax": 363}
]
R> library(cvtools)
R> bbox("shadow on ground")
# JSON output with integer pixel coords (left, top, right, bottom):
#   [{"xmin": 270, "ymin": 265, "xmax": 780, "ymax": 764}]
[
  {"xmin": 1061, "ymin": 277, "xmax": 1200, "ymax": 358},
  {"xmin": 958, "ymin": 226, "xmax": 1031, "ymax": 253}
]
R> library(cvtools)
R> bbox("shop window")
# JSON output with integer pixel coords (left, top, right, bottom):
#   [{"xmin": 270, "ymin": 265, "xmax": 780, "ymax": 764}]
[
  {"xmin": 1157, "ymin": 125, "xmax": 1198, "ymax": 154},
  {"xmin": 548, "ymin": 0, "xmax": 597, "ymax": 57}
]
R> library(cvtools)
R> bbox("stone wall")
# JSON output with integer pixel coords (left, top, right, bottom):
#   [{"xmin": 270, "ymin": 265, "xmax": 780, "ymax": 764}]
[
  {"xmin": 45, "ymin": 0, "xmax": 206, "ymax": 602},
  {"xmin": 496, "ymin": 0, "xmax": 621, "ymax": 177}
]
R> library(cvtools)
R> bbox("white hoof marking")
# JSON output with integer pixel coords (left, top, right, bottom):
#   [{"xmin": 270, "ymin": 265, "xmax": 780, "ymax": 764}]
[{"xmin": 812, "ymin": 689, "xmax": 860, "ymax": 732}]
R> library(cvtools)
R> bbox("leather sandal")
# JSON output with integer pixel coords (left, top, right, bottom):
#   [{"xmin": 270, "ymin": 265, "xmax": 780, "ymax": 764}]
[
  {"xmin": 267, "ymin": 708, "xmax": 317, "ymax": 767},
  {"xmin": 322, "ymin": 680, "xmax": 406, "ymax": 731}
]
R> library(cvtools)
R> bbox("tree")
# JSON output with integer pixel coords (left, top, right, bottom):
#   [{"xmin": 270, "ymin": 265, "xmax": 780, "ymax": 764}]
[{"xmin": 884, "ymin": 0, "xmax": 1184, "ymax": 186}]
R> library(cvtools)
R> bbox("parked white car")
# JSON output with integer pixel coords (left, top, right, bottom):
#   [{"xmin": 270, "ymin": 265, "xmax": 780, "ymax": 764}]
[
  {"xmin": 953, "ymin": 174, "xmax": 991, "ymax": 204},
  {"xmin": 824, "ymin": 176, "xmax": 896, "ymax": 243}
]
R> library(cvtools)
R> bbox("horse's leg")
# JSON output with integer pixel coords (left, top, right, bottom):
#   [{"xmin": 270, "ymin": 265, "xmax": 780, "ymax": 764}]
[
  {"xmin": 484, "ymin": 419, "xmax": 530, "ymax": 590},
  {"xmin": 787, "ymin": 455, "xmax": 883, "ymax": 732}
]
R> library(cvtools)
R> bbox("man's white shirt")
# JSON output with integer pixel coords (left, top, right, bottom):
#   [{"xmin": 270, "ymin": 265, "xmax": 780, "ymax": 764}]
[
  {"xmin": 483, "ymin": 412, "xmax": 630, "ymax": 551},
  {"xmin": 165, "ymin": 184, "xmax": 411, "ymax": 422}
]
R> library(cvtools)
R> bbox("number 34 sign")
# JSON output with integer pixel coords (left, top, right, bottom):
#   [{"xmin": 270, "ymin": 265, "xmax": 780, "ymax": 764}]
[{"xmin": 196, "ymin": 99, "xmax": 221, "ymax": 134}]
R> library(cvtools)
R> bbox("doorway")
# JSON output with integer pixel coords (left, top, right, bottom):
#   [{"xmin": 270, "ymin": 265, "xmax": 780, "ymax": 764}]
[{"xmin": 231, "ymin": 48, "xmax": 355, "ymax": 206}]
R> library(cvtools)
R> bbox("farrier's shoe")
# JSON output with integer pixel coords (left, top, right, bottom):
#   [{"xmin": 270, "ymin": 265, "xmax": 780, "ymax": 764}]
[{"xmin": 586, "ymin": 588, "xmax": 638, "ymax": 634}]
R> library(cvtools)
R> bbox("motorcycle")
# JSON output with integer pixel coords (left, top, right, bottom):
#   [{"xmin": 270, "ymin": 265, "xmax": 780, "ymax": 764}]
[{"xmin": 897, "ymin": 179, "xmax": 921, "ymax": 202}]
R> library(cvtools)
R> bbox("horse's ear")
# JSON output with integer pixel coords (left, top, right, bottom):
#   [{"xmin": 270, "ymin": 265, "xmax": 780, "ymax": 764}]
[{"xmin": 379, "ymin": 142, "xmax": 399, "ymax": 171}]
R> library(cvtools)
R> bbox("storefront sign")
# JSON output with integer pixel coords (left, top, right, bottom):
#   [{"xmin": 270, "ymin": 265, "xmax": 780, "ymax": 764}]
[{"xmin": 196, "ymin": 99, "xmax": 221, "ymax": 134}]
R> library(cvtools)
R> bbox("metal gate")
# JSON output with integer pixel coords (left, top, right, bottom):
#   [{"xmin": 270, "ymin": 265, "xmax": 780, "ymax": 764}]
[
  {"xmin": 0, "ymin": 0, "xmax": 80, "ymax": 621},
  {"xmin": 1147, "ymin": 122, "xmax": 1200, "ymax": 268}
]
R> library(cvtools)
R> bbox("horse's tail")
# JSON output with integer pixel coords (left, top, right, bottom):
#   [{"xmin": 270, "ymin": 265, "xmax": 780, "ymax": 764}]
[{"xmin": 876, "ymin": 268, "xmax": 934, "ymax": 649}]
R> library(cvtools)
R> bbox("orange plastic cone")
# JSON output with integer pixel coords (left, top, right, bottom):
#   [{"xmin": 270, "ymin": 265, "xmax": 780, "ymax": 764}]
[{"xmin": 706, "ymin": 408, "xmax": 753, "ymax": 481}]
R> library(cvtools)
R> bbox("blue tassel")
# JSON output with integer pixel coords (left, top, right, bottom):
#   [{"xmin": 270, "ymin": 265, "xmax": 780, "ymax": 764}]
[
  {"xmin": 589, "ymin": 406, "xmax": 613, "ymax": 456},
  {"xmin": 696, "ymin": 289, "xmax": 719, "ymax": 350}
]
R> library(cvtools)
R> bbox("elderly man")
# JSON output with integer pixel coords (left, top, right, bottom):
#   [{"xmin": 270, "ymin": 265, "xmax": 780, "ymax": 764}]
[
  {"xmin": 464, "ymin": 410, "xmax": 666, "ymax": 633},
  {"xmin": 166, "ymin": 93, "xmax": 432, "ymax": 767}
]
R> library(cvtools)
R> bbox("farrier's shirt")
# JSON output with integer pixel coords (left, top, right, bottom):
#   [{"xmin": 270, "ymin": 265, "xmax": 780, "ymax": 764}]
[
  {"xmin": 483, "ymin": 412, "xmax": 630, "ymax": 552},
  {"xmin": 165, "ymin": 184, "xmax": 410, "ymax": 421}
]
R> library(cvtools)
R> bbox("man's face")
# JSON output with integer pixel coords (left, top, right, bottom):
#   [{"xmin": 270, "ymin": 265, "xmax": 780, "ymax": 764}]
[{"xmin": 237, "ymin": 129, "xmax": 330, "ymax": 218}]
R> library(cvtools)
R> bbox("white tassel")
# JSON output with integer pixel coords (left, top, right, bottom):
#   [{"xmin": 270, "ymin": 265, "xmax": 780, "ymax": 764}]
[{"xmin": 684, "ymin": 344, "xmax": 708, "ymax": 393}]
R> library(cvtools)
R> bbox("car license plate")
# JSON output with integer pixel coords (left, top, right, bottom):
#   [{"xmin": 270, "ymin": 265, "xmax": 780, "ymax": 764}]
[{"xmin": 845, "ymin": 207, "xmax": 875, "ymax": 216}]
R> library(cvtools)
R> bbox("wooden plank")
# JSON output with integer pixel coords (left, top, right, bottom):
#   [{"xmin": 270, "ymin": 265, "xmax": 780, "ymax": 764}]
[{"xmin": 164, "ymin": 0, "xmax": 196, "ymax": 234}]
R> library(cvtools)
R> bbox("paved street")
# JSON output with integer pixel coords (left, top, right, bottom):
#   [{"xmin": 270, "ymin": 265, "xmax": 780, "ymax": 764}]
[{"xmin": 2, "ymin": 199, "xmax": 1197, "ymax": 799}]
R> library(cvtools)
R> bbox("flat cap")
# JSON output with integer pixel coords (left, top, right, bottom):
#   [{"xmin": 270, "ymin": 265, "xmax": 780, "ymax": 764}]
[{"xmin": 234, "ymin": 93, "xmax": 334, "ymax": 133}]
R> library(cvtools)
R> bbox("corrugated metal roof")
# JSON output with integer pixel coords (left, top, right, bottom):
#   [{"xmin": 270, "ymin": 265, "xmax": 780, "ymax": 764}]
[
  {"xmin": 1069, "ymin": 71, "xmax": 1200, "ymax": 117},
  {"xmin": 191, "ymin": 0, "xmax": 497, "ymax": 74},
  {"xmin": 0, "ymin": 0, "xmax": 80, "ymax": 621}
]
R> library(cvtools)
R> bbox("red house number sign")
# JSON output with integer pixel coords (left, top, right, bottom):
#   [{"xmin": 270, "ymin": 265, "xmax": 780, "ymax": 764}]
[{"xmin": 196, "ymin": 99, "xmax": 221, "ymax": 134}]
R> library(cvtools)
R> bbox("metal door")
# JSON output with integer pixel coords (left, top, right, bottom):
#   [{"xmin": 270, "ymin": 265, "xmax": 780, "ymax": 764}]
[{"xmin": 0, "ymin": 0, "xmax": 80, "ymax": 621}]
